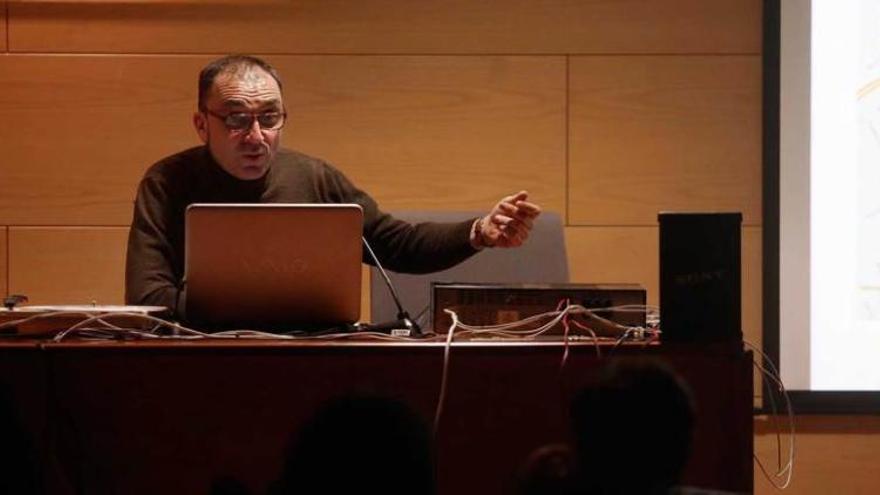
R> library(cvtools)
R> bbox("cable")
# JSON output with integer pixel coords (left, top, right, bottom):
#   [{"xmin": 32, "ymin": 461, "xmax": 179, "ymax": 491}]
[
  {"xmin": 13, "ymin": 305, "xmax": 658, "ymax": 445},
  {"xmin": 0, "ymin": 310, "xmax": 106, "ymax": 334},
  {"xmin": 2, "ymin": 304, "xmax": 656, "ymax": 340},
  {"xmin": 413, "ymin": 304, "xmax": 431, "ymax": 330},
  {"xmin": 361, "ymin": 236, "xmax": 421, "ymax": 335},
  {"xmin": 430, "ymin": 306, "xmax": 589, "ymax": 436},
  {"xmin": 559, "ymin": 300, "xmax": 572, "ymax": 371},
  {"xmin": 0, "ymin": 309, "xmax": 435, "ymax": 343},
  {"xmin": 433, "ymin": 310, "xmax": 458, "ymax": 437},
  {"xmin": 570, "ymin": 320, "xmax": 601, "ymax": 358},
  {"xmin": 51, "ymin": 312, "xmax": 205, "ymax": 342},
  {"xmin": 441, "ymin": 304, "xmax": 654, "ymax": 346},
  {"xmin": 2, "ymin": 311, "xmax": 427, "ymax": 343},
  {"xmin": 747, "ymin": 348, "xmax": 795, "ymax": 478},
  {"xmin": 744, "ymin": 340, "xmax": 795, "ymax": 490}
]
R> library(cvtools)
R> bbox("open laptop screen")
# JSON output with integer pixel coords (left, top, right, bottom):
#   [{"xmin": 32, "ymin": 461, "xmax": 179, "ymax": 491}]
[{"xmin": 184, "ymin": 203, "xmax": 363, "ymax": 331}]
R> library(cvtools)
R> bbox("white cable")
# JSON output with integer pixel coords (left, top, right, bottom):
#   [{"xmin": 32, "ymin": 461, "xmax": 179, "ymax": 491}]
[
  {"xmin": 455, "ymin": 306, "xmax": 571, "ymax": 337},
  {"xmin": 451, "ymin": 310, "xmax": 559, "ymax": 332},
  {"xmin": 744, "ymin": 340, "xmax": 795, "ymax": 489},
  {"xmin": 3, "ymin": 305, "xmax": 657, "ymax": 340},
  {"xmin": 433, "ymin": 309, "xmax": 458, "ymax": 436},
  {"xmin": 559, "ymin": 304, "xmax": 573, "ymax": 370},
  {"xmin": 570, "ymin": 319, "xmax": 602, "ymax": 358},
  {"xmin": 451, "ymin": 304, "xmax": 653, "ymax": 332},
  {"xmin": 0, "ymin": 310, "xmax": 115, "ymax": 333},
  {"xmin": 51, "ymin": 312, "xmax": 208, "ymax": 341},
  {"xmin": 0, "ymin": 311, "xmax": 425, "ymax": 343}
]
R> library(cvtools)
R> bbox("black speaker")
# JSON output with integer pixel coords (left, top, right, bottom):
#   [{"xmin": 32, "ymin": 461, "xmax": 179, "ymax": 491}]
[{"xmin": 659, "ymin": 212, "xmax": 742, "ymax": 343}]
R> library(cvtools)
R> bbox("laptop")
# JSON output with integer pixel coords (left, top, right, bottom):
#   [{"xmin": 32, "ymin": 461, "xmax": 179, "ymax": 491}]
[{"xmin": 184, "ymin": 203, "xmax": 364, "ymax": 331}]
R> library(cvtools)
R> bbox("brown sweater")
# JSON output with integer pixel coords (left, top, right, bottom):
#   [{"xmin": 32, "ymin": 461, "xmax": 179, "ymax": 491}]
[{"xmin": 125, "ymin": 146, "xmax": 477, "ymax": 319}]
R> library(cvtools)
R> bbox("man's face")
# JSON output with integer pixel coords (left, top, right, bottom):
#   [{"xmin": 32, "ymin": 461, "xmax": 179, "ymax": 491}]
[{"xmin": 194, "ymin": 67, "xmax": 284, "ymax": 180}]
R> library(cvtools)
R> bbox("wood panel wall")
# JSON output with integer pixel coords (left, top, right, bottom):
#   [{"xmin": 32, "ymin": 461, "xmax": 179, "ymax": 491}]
[
  {"xmin": 755, "ymin": 416, "xmax": 880, "ymax": 494},
  {"xmin": 568, "ymin": 55, "xmax": 762, "ymax": 225},
  {"xmin": 1, "ymin": 227, "xmax": 7, "ymax": 298},
  {"xmin": 7, "ymin": 227, "xmax": 129, "ymax": 306},
  {"xmin": 1, "ymin": 3, "xmax": 6, "ymax": 52},
  {"xmin": 5, "ymin": 1, "xmax": 874, "ymax": 493},
  {"xmin": 0, "ymin": 1, "xmax": 763, "ymax": 313},
  {"xmin": 8, "ymin": 1, "xmax": 761, "ymax": 54}
]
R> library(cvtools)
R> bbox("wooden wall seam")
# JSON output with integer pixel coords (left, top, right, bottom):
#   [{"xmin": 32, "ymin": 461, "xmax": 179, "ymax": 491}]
[
  {"xmin": 2, "ymin": 1, "xmax": 8, "ymax": 53},
  {"xmin": 0, "ymin": 51, "xmax": 764, "ymax": 58},
  {"xmin": 564, "ymin": 54, "xmax": 570, "ymax": 227},
  {"xmin": 6, "ymin": 0, "xmax": 762, "ymax": 55},
  {"xmin": 0, "ymin": 54, "xmax": 567, "ymax": 226},
  {"xmin": 2, "ymin": 226, "xmax": 7, "ymax": 298}
]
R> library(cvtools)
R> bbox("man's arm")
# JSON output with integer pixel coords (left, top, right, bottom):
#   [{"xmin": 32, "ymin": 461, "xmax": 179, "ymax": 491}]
[
  {"xmin": 312, "ymin": 162, "xmax": 477, "ymax": 273},
  {"xmin": 315, "ymin": 162, "xmax": 541, "ymax": 274},
  {"xmin": 124, "ymin": 173, "xmax": 186, "ymax": 318},
  {"xmin": 366, "ymin": 190, "xmax": 543, "ymax": 272}
]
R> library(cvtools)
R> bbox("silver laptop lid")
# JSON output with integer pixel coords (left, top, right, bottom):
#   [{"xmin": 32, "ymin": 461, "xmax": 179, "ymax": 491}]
[{"xmin": 184, "ymin": 203, "xmax": 363, "ymax": 330}]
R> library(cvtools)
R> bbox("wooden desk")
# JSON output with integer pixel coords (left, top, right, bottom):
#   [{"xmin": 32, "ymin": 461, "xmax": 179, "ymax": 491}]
[{"xmin": 0, "ymin": 340, "xmax": 753, "ymax": 494}]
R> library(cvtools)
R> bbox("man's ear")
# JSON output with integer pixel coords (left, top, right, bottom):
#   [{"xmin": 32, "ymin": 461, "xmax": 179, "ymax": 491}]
[{"xmin": 193, "ymin": 111, "xmax": 208, "ymax": 143}]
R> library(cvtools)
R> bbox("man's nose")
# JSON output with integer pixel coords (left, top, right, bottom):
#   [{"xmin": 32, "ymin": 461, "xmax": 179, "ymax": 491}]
[{"xmin": 241, "ymin": 118, "xmax": 264, "ymax": 143}]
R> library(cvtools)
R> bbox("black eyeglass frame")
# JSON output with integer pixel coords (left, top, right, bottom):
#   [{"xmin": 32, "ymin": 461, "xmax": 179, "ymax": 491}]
[{"xmin": 202, "ymin": 108, "xmax": 288, "ymax": 132}]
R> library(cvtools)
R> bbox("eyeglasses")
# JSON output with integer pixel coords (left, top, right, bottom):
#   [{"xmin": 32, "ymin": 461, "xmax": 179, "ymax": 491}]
[{"xmin": 203, "ymin": 108, "xmax": 287, "ymax": 132}]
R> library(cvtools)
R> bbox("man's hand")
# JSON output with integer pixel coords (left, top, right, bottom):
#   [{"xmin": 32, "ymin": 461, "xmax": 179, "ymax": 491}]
[{"xmin": 471, "ymin": 191, "xmax": 542, "ymax": 249}]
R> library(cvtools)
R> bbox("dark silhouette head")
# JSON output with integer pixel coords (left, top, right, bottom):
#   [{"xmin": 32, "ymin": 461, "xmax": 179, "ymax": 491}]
[
  {"xmin": 516, "ymin": 443, "xmax": 577, "ymax": 495},
  {"xmin": 0, "ymin": 384, "xmax": 42, "ymax": 495},
  {"xmin": 570, "ymin": 359, "xmax": 695, "ymax": 495},
  {"xmin": 272, "ymin": 394, "xmax": 435, "ymax": 495}
]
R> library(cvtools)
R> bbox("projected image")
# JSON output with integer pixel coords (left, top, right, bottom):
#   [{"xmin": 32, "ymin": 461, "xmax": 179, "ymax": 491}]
[
  {"xmin": 857, "ymin": 0, "xmax": 880, "ymax": 323},
  {"xmin": 782, "ymin": 0, "xmax": 880, "ymax": 393},
  {"xmin": 806, "ymin": 0, "xmax": 880, "ymax": 390}
]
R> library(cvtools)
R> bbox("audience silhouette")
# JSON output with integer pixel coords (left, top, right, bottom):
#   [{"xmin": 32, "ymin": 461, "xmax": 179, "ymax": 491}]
[
  {"xmin": 269, "ymin": 394, "xmax": 435, "ymax": 495},
  {"xmin": 516, "ymin": 443, "xmax": 577, "ymax": 495},
  {"xmin": 569, "ymin": 359, "xmax": 696, "ymax": 495},
  {"xmin": 0, "ymin": 384, "xmax": 42, "ymax": 495},
  {"xmin": 518, "ymin": 359, "xmax": 696, "ymax": 495}
]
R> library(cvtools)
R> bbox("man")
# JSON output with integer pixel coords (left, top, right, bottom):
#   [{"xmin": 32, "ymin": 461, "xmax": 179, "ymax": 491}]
[{"xmin": 125, "ymin": 55, "xmax": 541, "ymax": 321}]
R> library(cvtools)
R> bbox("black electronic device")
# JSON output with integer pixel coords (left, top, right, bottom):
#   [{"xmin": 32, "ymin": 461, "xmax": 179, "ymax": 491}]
[
  {"xmin": 658, "ymin": 212, "xmax": 742, "ymax": 343},
  {"xmin": 431, "ymin": 283, "xmax": 646, "ymax": 334}
]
